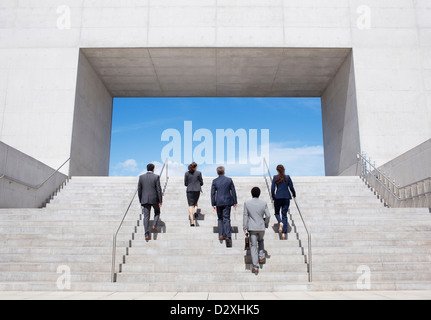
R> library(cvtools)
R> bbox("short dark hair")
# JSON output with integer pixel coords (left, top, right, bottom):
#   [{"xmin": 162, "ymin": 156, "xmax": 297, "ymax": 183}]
[
  {"xmin": 147, "ymin": 163, "xmax": 155, "ymax": 172},
  {"xmin": 217, "ymin": 166, "xmax": 225, "ymax": 176},
  {"xmin": 251, "ymin": 187, "xmax": 261, "ymax": 198}
]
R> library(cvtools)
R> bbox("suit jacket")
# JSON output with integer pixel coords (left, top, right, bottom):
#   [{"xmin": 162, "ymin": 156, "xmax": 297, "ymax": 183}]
[
  {"xmin": 184, "ymin": 170, "xmax": 204, "ymax": 192},
  {"xmin": 243, "ymin": 198, "xmax": 271, "ymax": 232},
  {"xmin": 211, "ymin": 175, "xmax": 237, "ymax": 207},
  {"xmin": 271, "ymin": 175, "xmax": 296, "ymax": 200},
  {"xmin": 138, "ymin": 172, "xmax": 163, "ymax": 206}
]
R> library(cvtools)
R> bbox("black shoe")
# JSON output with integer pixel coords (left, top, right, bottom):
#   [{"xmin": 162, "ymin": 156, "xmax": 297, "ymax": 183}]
[{"xmin": 226, "ymin": 238, "xmax": 232, "ymax": 248}]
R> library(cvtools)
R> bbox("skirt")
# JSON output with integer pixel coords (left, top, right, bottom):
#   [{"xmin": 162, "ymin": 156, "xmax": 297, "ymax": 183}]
[{"xmin": 186, "ymin": 191, "xmax": 201, "ymax": 206}]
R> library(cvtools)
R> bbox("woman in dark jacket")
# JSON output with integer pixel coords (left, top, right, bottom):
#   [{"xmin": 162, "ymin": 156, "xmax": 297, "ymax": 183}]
[
  {"xmin": 184, "ymin": 162, "xmax": 204, "ymax": 226},
  {"xmin": 271, "ymin": 164, "xmax": 296, "ymax": 240}
]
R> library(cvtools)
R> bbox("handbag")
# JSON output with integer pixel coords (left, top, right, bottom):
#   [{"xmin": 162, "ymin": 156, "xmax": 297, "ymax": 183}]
[{"xmin": 244, "ymin": 233, "xmax": 250, "ymax": 251}]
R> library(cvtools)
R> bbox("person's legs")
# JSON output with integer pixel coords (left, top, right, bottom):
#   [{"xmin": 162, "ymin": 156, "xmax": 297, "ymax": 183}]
[
  {"xmin": 194, "ymin": 192, "xmax": 200, "ymax": 217},
  {"xmin": 249, "ymin": 232, "xmax": 259, "ymax": 271},
  {"xmin": 188, "ymin": 206, "xmax": 195, "ymax": 225},
  {"xmin": 187, "ymin": 192, "xmax": 195, "ymax": 225},
  {"xmin": 281, "ymin": 199, "xmax": 290, "ymax": 234},
  {"xmin": 217, "ymin": 206, "xmax": 225, "ymax": 239},
  {"xmin": 142, "ymin": 204, "xmax": 151, "ymax": 237},
  {"xmin": 274, "ymin": 199, "xmax": 282, "ymax": 225},
  {"xmin": 223, "ymin": 206, "xmax": 232, "ymax": 239},
  {"xmin": 274, "ymin": 199, "xmax": 286, "ymax": 233},
  {"xmin": 152, "ymin": 204, "xmax": 161, "ymax": 230},
  {"xmin": 257, "ymin": 231, "xmax": 266, "ymax": 262}
]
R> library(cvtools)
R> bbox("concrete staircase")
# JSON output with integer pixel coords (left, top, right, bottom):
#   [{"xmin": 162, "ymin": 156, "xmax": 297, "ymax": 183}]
[
  {"xmin": 292, "ymin": 177, "xmax": 431, "ymax": 291},
  {"xmin": 115, "ymin": 177, "xmax": 308, "ymax": 292},
  {"xmin": 0, "ymin": 176, "xmax": 430, "ymax": 292}
]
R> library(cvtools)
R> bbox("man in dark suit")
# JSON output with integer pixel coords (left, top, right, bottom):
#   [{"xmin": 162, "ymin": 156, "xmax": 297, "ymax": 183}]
[
  {"xmin": 211, "ymin": 166, "xmax": 237, "ymax": 247},
  {"xmin": 138, "ymin": 163, "xmax": 163, "ymax": 241}
]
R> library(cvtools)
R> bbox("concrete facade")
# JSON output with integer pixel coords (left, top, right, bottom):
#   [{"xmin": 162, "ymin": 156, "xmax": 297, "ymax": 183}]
[
  {"xmin": 69, "ymin": 51, "xmax": 113, "ymax": 176},
  {"xmin": 0, "ymin": 141, "xmax": 67, "ymax": 208},
  {"xmin": 0, "ymin": 0, "xmax": 430, "ymax": 176},
  {"xmin": 379, "ymin": 138, "xmax": 431, "ymax": 187}
]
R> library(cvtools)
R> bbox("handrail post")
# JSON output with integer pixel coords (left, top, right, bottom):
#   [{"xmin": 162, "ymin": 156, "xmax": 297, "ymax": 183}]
[{"xmin": 111, "ymin": 234, "xmax": 117, "ymax": 283}]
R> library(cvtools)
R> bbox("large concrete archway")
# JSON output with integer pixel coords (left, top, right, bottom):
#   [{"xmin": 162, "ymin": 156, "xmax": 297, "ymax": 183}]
[
  {"xmin": 1, "ymin": 1, "xmax": 429, "ymax": 179},
  {"xmin": 70, "ymin": 47, "xmax": 359, "ymax": 177}
]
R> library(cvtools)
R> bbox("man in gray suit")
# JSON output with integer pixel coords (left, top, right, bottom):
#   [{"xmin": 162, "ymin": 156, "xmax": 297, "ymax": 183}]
[
  {"xmin": 138, "ymin": 163, "xmax": 163, "ymax": 241},
  {"xmin": 243, "ymin": 187, "xmax": 271, "ymax": 275}
]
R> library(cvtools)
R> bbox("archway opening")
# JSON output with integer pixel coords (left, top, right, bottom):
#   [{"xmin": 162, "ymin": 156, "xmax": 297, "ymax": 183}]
[
  {"xmin": 109, "ymin": 97, "xmax": 324, "ymax": 177},
  {"xmin": 70, "ymin": 48, "xmax": 359, "ymax": 177}
]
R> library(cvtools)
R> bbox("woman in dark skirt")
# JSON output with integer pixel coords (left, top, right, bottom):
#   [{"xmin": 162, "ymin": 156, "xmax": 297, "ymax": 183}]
[{"xmin": 184, "ymin": 162, "xmax": 204, "ymax": 226}]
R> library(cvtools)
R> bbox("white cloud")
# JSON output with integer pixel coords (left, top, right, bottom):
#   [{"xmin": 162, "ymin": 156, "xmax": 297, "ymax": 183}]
[
  {"xmin": 268, "ymin": 143, "xmax": 325, "ymax": 177},
  {"xmin": 111, "ymin": 159, "xmax": 139, "ymax": 176},
  {"xmin": 148, "ymin": 161, "xmax": 187, "ymax": 178},
  {"xmin": 113, "ymin": 143, "xmax": 325, "ymax": 178},
  {"xmin": 195, "ymin": 143, "xmax": 324, "ymax": 177}
]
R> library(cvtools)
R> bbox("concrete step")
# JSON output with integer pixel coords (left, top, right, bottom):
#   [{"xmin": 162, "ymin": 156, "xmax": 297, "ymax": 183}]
[
  {"xmin": 0, "ymin": 281, "xmax": 310, "ymax": 292},
  {"xmin": 123, "ymin": 254, "xmax": 306, "ymax": 265},
  {"xmin": 0, "ymin": 263, "xmax": 112, "ymax": 273},
  {"xmin": 1, "ymin": 175, "xmax": 431, "ymax": 293},
  {"xmin": 115, "ymin": 272, "xmax": 309, "ymax": 283},
  {"xmin": 312, "ymin": 253, "xmax": 431, "ymax": 263},
  {"xmin": 312, "ymin": 271, "xmax": 431, "ymax": 282},
  {"xmin": 120, "ymin": 262, "xmax": 308, "ymax": 273}
]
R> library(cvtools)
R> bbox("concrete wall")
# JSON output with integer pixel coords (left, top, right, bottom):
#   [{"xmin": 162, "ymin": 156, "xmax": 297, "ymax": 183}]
[
  {"xmin": 0, "ymin": 0, "xmax": 430, "ymax": 177},
  {"xmin": 322, "ymin": 52, "xmax": 361, "ymax": 176},
  {"xmin": 379, "ymin": 138, "xmax": 431, "ymax": 187},
  {"xmin": 69, "ymin": 51, "xmax": 113, "ymax": 176},
  {"xmin": 0, "ymin": 141, "xmax": 68, "ymax": 208}
]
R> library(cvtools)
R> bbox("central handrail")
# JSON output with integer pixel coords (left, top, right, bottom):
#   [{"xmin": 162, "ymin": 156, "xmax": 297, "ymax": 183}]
[
  {"xmin": 111, "ymin": 159, "xmax": 169, "ymax": 283},
  {"xmin": 262, "ymin": 158, "xmax": 312, "ymax": 282}
]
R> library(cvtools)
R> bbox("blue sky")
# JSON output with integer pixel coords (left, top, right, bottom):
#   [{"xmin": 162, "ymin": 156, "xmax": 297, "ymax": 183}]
[{"xmin": 109, "ymin": 98, "xmax": 325, "ymax": 177}]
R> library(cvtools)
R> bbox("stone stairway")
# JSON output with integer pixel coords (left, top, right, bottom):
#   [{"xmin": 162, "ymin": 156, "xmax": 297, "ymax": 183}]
[
  {"xmin": 115, "ymin": 177, "xmax": 308, "ymax": 292},
  {"xmin": 291, "ymin": 177, "xmax": 431, "ymax": 291},
  {"xmin": 0, "ymin": 175, "xmax": 430, "ymax": 292}
]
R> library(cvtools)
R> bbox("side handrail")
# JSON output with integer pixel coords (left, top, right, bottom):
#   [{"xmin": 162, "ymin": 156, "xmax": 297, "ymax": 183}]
[
  {"xmin": 0, "ymin": 157, "xmax": 71, "ymax": 190},
  {"xmin": 357, "ymin": 152, "xmax": 431, "ymax": 205},
  {"xmin": 262, "ymin": 158, "xmax": 312, "ymax": 282},
  {"xmin": 293, "ymin": 197, "xmax": 312, "ymax": 282},
  {"xmin": 111, "ymin": 159, "xmax": 169, "ymax": 283}
]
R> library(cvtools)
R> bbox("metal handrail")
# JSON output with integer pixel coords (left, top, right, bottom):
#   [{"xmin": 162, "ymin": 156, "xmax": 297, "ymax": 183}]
[
  {"xmin": 262, "ymin": 158, "xmax": 312, "ymax": 282},
  {"xmin": 357, "ymin": 152, "xmax": 431, "ymax": 205},
  {"xmin": 262, "ymin": 158, "xmax": 274, "ymax": 206},
  {"xmin": 111, "ymin": 159, "xmax": 169, "ymax": 283},
  {"xmin": 293, "ymin": 198, "xmax": 312, "ymax": 282},
  {"xmin": 0, "ymin": 157, "xmax": 70, "ymax": 190}
]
